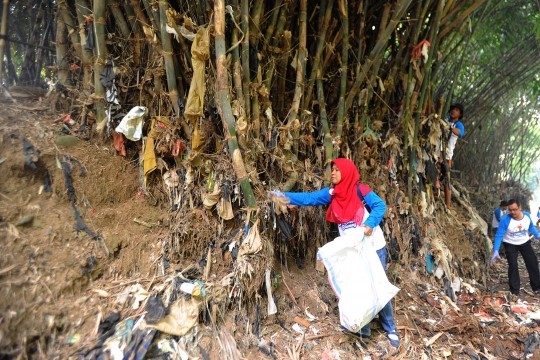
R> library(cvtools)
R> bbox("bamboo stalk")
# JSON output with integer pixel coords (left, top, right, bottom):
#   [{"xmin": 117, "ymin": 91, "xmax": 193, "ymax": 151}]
[
  {"xmin": 93, "ymin": 0, "xmax": 108, "ymax": 127},
  {"xmin": 249, "ymin": 0, "xmax": 266, "ymax": 138},
  {"xmin": 142, "ymin": 0, "xmax": 160, "ymax": 37},
  {"xmin": 129, "ymin": 0, "xmax": 150, "ymax": 27},
  {"xmin": 0, "ymin": 0, "xmax": 9, "ymax": 85},
  {"xmin": 123, "ymin": 0, "xmax": 140, "ymax": 31},
  {"xmin": 107, "ymin": 0, "xmax": 131, "ymax": 39},
  {"xmin": 241, "ymin": 0, "xmax": 251, "ymax": 122},
  {"xmin": 438, "ymin": 0, "xmax": 486, "ymax": 39},
  {"xmin": 231, "ymin": 0, "xmax": 244, "ymax": 104},
  {"xmin": 263, "ymin": 0, "xmax": 283, "ymax": 47},
  {"xmin": 286, "ymin": 0, "xmax": 307, "ymax": 126},
  {"xmin": 214, "ymin": 0, "xmax": 256, "ymax": 209},
  {"xmin": 55, "ymin": 9, "xmax": 69, "ymax": 85},
  {"xmin": 317, "ymin": 78, "xmax": 334, "ymax": 182},
  {"xmin": 362, "ymin": 2, "xmax": 390, "ymax": 119},
  {"xmin": 276, "ymin": 30, "xmax": 291, "ymax": 112},
  {"xmin": 408, "ymin": 0, "xmax": 445, "ymax": 201},
  {"xmin": 58, "ymin": 0, "xmax": 83, "ymax": 60},
  {"xmin": 263, "ymin": 0, "xmax": 289, "ymax": 92},
  {"xmin": 249, "ymin": 0, "xmax": 265, "ymax": 45},
  {"xmin": 19, "ymin": 0, "xmax": 46, "ymax": 85},
  {"xmin": 303, "ymin": 0, "xmax": 334, "ymax": 110},
  {"xmin": 334, "ymin": 0, "xmax": 348, "ymax": 158},
  {"xmin": 344, "ymin": 0, "xmax": 413, "ymax": 113},
  {"xmin": 159, "ymin": 0, "xmax": 180, "ymax": 116},
  {"xmin": 75, "ymin": 0, "xmax": 94, "ymax": 90},
  {"xmin": 33, "ymin": 20, "xmax": 52, "ymax": 86},
  {"xmin": 5, "ymin": 44, "xmax": 18, "ymax": 85}
]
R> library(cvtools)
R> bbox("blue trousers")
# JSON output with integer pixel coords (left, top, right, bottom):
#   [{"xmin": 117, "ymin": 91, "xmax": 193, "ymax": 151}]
[{"xmin": 361, "ymin": 247, "xmax": 396, "ymax": 335}]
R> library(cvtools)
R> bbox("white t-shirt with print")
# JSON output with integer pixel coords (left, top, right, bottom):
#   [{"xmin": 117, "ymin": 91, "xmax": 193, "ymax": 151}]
[{"xmin": 503, "ymin": 215, "xmax": 534, "ymax": 246}]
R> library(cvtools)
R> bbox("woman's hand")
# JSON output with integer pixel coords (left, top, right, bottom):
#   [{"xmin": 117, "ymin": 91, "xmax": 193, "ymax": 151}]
[{"xmin": 362, "ymin": 225, "xmax": 373, "ymax": 236}]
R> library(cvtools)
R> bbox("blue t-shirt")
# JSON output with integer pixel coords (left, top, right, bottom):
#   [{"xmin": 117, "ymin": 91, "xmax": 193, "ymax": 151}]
[{"xmin": 452, "ymin": 121, "xmax": 465, "ymax": 137}]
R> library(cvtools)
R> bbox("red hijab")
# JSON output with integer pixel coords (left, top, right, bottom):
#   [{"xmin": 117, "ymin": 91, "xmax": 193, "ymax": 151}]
[{"xmin": 325, "ymin": 158, "xmax": 364, "ymax": 225}]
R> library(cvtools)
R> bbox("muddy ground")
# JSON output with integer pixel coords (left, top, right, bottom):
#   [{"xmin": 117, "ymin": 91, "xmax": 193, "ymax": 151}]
[{"xmin": 1, "ymin": 97, "xmax": 540, "ymax": 359}]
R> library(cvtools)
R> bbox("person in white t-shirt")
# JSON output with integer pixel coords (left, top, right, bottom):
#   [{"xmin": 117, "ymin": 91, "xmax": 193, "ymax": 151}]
[{"xmin": 491, "ymin": 199, "xmax": 540, "ymax": 295}]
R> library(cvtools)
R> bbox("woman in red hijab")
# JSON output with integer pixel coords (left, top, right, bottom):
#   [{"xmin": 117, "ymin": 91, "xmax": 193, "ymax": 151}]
[{"xmin": 270, "ymin": 158, "xmax": 399, "ymax": 348}]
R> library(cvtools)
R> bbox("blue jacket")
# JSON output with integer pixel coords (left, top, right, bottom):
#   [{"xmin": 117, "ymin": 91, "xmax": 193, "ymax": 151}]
[{"xmin": 284, "ymin": 186, "xmax": 386, "ymax": 230}]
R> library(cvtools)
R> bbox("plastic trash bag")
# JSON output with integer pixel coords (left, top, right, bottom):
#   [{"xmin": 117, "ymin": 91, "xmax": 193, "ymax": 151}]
[
  {"xmin": 317, "ymin": 232, "xmax": 399, "ymax": 332},
  {"xmin": 115, "ymin": 106, "xmax": 147, "ymax": 141}
]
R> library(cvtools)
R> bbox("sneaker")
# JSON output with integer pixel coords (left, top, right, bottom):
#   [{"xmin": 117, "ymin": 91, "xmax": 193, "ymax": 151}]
[{"xmin": 387, "ymin": 330, "xmax": 400, "ymax": 348}]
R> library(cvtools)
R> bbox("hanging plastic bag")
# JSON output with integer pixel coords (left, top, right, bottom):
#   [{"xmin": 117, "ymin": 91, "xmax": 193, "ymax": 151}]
[
  {"xmin": 317, "ymin": 232, "xmax": 399, "ymax": 332},
  {"xmin": 115, "ymin": 106, "xmax": 147, "ymax": 141}
]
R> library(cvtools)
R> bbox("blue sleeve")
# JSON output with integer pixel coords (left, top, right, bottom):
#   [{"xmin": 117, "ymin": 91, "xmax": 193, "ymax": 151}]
[
  {"xmin": 455, "ymin": 122, "xmax": 465, "ymax": 138},
  {"xmin": 494, "ymin": 215, "xmax": 511, "ymax": 251},
  {"xmin": 525, "ymin": 213, "xmax": 540, "ymax": 238},
  {"xmin": 363, "ymin": 191, "xmax": 386, "ymax": 229},
  {"xmin": 494, "ymin": 208, "xmax": 501, "ymax": 222},
  {"xmin": 284, "ymin": 187, "xmax": 331, "ymax": 207}
]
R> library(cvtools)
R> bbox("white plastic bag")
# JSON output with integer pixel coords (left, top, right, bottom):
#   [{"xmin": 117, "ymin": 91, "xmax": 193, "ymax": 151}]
[
  {"xmin": 317, "ymin": 232, "xmax": 399, "ymax": 332},
  {"xmin": 115, "ymin": 106, "xmax": 147, "ymax": 141}
]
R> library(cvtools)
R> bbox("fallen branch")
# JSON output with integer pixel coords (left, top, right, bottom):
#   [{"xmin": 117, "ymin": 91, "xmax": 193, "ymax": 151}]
[
  {"xmin": 281, "ymin": 276, "xmax": 298, "ymax": 306},
  {"xmin": 305, "ymin": 332, "xmax": 341, "ymax": 340}
]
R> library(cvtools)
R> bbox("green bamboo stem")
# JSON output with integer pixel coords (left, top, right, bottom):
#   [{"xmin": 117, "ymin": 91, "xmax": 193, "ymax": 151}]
[
  {"xmin": 248, "ymin": 0, "xmax": 265, "ymax": 138},
  {"xmin": 362, "ymin": 2, "xmax": 390, "ymax": 116},
  {"xmin": 344, "ymin": 0, "xmax": 413, "ymax": 113},
  {"xmin": 334, "ymin": 0, "xmax": 348, "ymax": 159},
  {"xmin": 250, "ymin": 0, "xmax": 265, "ymax": 45},
  {"xmin": 408, "ymin": 0, "xmax": 445, "ymax": 201},
  {"xmin": 356, "ymin": 0, "xmax": 367, "ymax": 62},
  {"xmin": 75, "ymin": 0, "xmax": 94, "ymax": 89},
  {"xmin": 142, "ymin": 0, "xmax": 160, "ymax": 36},
  {"xmin": 263, "ymin": 0, "xmax": 283, "ymax": 47},
  {"xmin": 303, "ymin": 0, "xmax": 334, "ymax": 110},
  {"xmin": 439, "ymin": 0, "xmax": 487, "ymax": 39},
  {"xmin": 55, "ymin": 11, "xmax": 69, "ymax": 85},
  {"xmin": 58, "ymin": 0, "xmax": 82, "ymax": 60},
  {"xmin": 276, "ymin": 31, "xmax": 291, "ymax": 112},
  {"xmin": 0, "ymin": 0, "xmax": 9, "ymax": 85},
  {"xmin": 129, "ymin": 0, "xmax": 150, "ymax": 27},
  {"xmin": 93, "ymin": 0, "xmax": 107, "ymax": 127},
  {"xmin": 402, "ymin": 65, "xmax": 414, "ymax": 168},
  {"xmin": 317, "ymin": 78, "xmax": 334, "ymax": 183},
  {"xmin": 159, "ymin": 0, "xmax": 179, "ymax": 115},
  {"xmin": 231, "ymin": 0, "xmax": 244, "ymax": 104},
  {"xmin": 19, "ymin": 0, "xmax": 46, "ymax": 85},
  {"xmin": 241, "ymin": 0, "xmax": 251, "ymax": 122},
  {"xmin": 123, "ymin": 0, "xmax": 140, "ymax": 32},
  {"xmin": 214, "ymin": 0, "xmax": 256, "ymax": 209},
  {"xmin": 107, "ymin": 0, "xmax": 131, "ymax": 38},
  {"xmin": 263, "ymin": 0, "xmax": 289, "ymax": 91},
  {"xmin": 286, "ymin": 0, "xmax": 307, "ymax": 126},
  {"xmin": 168, "ymin": 20, "xmax": 192, "ymax": 69}
]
